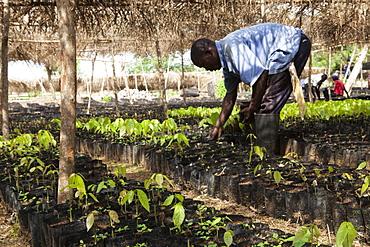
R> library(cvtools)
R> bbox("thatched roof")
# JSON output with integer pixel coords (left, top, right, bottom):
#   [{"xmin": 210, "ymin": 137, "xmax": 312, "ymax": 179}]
[{"xmin": 6, "ymin": 0, "xmax": 370, "ymax": 65}]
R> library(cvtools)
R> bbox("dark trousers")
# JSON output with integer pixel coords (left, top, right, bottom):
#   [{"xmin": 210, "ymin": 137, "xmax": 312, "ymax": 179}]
[
  {"xmin": 323, "ymin": 89, "xmax": 342, "ymax": 100},
  {"xmin": 259, "ymin": 33, "xmax": 311, "ymax": 114}
]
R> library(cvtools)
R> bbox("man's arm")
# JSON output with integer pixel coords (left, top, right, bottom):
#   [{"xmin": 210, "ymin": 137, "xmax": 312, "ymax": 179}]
[
  {"xmin": 239, "ymin": 70, "xmax": 269, "ymax": 123},
  {"xmin": 208, "ymin": 88, "xmax": 238, "ymax": 140}
]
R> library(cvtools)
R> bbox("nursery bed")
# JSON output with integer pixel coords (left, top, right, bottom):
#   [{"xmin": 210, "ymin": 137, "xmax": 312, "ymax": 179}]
[{"xmin": 1, "ymin": 96, "xmax": 369, "ymax": 246}]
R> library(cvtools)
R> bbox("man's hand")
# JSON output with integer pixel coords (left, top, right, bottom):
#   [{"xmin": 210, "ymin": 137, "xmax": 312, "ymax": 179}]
[
  {"xmin": 239, "ymin": 107, "xmax": 256, "ymax": 124},
  {"xmin": 208, "ymin": 126, "xmax": 222, "ymax": 141}
]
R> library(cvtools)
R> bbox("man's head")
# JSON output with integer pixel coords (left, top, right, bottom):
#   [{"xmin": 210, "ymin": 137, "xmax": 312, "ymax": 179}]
[
  {"xmin": 332, "ymin": 75, "xmax": 339, "ymax": 81},
  {"xmin": 190, "ymin": 38, "xmax": 221, "ymax": 71},
  {"xmin": 322, "ymin": 74, "xmax": 328, "ymax": 80}
]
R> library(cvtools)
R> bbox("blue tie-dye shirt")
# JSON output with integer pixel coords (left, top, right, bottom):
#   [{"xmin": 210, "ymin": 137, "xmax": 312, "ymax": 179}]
[{"xmin": 215, "ymin": 23, "xmax": 303, "ymax": 93}]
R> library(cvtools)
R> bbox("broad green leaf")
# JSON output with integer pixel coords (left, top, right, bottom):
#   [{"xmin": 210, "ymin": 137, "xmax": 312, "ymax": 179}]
[
  {"xmin": 293, "ymin": 227, "xmax": 308, "ymax": 243},
  {"xmin": 175, "ymin": 193, "xmax": 184, "ymax": 202},
  {"xmin": 211, "ymin": 217, "xmax": 222, "ymax": 227},
  {"xmin": 273, "ymin": 171, "xmax": 282, "ymax": 185},
  {"xmin": 117, "ymin": 166, "xmax": 126, "ymax": 178},
  {"xmin": 172, "ymin": 202, "xmax": 185, "ymax": 229},
  {"xmin": 336, "ymin": 222, "xmax": 357, "ymax": 247},
  {"xmin": 312, "ymin": 224, "xmax": 321, "ymax": 238},
  {"xmin": 106, "ymin": 179, "xmax": 116, "ymax": 188},
  {"xmin": 68, "ymin": 173, "xmax": 86, "ymax": 193},
  {"xmin": 97, "ymin": 181, "xmax": 108, "ymax": 193},
  {"xmin": 224, "ymin": 230, "xmax": 234, "ymax": 247},
  {"xmin": 209, "ymin": 112, "xmax": 220, "ymax": 126},
  {"xmin": 125, "ymin": 190, "xmax": 135, "ymax": 204},
  {"xmin": 118, "ymin": 190, "xmax": 127, "ymax": 205},
  {"xmin": 136, "ymin": 189, "xmax": 150, "ymax": 213},
  {"xmin": 155, "ymin": 174, "xmax": 164, "ymax": 187},
  {"xmin": 162, "ymin": 195, "xmax": 174, "ymax": 206},
  {"xmin": 253, "ymin": 146, "xmax": 264, "ymax": 160},
  {"xmin": 144, "ymin": 179, "xmax": 152, "ymax": 190},
  {"xmin": 360, "ymin": 182, "xmax": 369, "ymax": 197},
  {"xmin": 254, "ymin": 164, "xmax": 263, "ymax": 176},
  {"xmin": 86, "ymin": 212, "xmax": 95, "ymax": 232},
  {"xmin": 356, "ymin": 162, "xmax": 367, "ymax": 170},
  {"xmin": 176, "ymin": 133, "xmax": 190, "ymax": 147}
]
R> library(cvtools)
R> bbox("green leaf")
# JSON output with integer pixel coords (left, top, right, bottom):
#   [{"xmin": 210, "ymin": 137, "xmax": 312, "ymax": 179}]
[
  {"xmin": 118, "ymin": 190, "xmax": 127, "ymax": 205},
  {"xmin": 163, "ymin": 174, "xmax": 174, "ymax": 188},
  {"xmin": 224, "ymin": 230, "xmax": 234, "ymax": 247},
  {"xmin": 172, "ymin": 202, "xmax": 185, "ymax": 229},
  {"xmin": 253, "ymin": 146, "xmax": 264, "ymax": 160},
  {"xmin": 209, "ymin": 112, "xmax": 220, "ymax": 126},
  {"xmin": 312, "ymin": 224, "xmax": 321, "ymax": 238},
  {"xmin": 68, "ymin": 173, "xmax": 86, "ymax": 194},
  {"xmin": 35, "ymin": 158, "xmax": 45, "ymax": 166},
  {"xmin": 162, "ymin": 195, "xmax": 174, "ymax": 206},
  {"xmin": 328, "ymin": 166, "xmax": 334, "ymax": 173},
  {"xmin": 96, "ymin": 181, "xmax": 108, "ymax": 193},
  {"xmin": 254, "ymin": 164, "xmax": 263, "ymax": 176},
  {"xmin": 356, "ymin": 161, "xmax": 367, "ymax": 170},
  {"xmin": 211, "ymin": 217, "xmax": 222, "ymax": 227},
  {"xmin": 273, "ymin": 171, "xmax": 282, "ymax": 185},
  {"xmin": 106, "ymin": 179, "xmax": 116, "ymax": 188},
  {"xmin": 144, "ymin": 179, "xmax": 152, "ymax": 190},
  {"xmin": 119, "ymin": 166, "xmax": 127, "ymax": 177},
  {"xmin": 360, "ymin": 182, "xmax": 369, "ymax": 197},
  {"xmin": 176, "ymin": 133, "xmax": 190, "ymax": 147},
  {"xmin": 88, "ymin": 193, "xmax": 99, "ymax": 202},
  {"xmin": 136, "ymin": 189, "xmax": 150, "ymax": 213},
  {"xmin": 126, "ymin": 190, "xmax": 135, "ymax": 204},
  {"xmin": 86, "ymin": 212, "xmax": 95, "ymax": 232},
  {"xmin": 125, "ymin": 190, "xmax": 135, "ymax": 204},
  {"xmin": 175, "ymin": 193, "xmax": 184, "ymax": 202},
  {"xmin": 155, "ymin": 174, "xmax": 164, "ymax": 187},
  {"xmin": 293, "ymin": 227, "xmax": 308, "ymax": 243},
  {"xmin": 336, "ymin": 222, "xmax": 357, "ymax": 247}
]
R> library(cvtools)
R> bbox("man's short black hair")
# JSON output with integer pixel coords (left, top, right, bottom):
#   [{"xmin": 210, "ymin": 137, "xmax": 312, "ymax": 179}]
[{"xmin": 191, "ymin": 38, "xmax": 212, "ymax": 61}]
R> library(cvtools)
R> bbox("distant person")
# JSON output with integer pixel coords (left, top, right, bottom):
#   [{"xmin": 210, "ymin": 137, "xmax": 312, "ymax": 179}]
[
  {"xmin": 302, "ymin": 73, "xmax": 327, "ymax": 101},
  {"xmin": 311, "ymin": 73, "xmax": 327, "ymax": 100},
  {"xmin": 190, "ymin": 23, "xmax": 311, "ymax": 154},
  {"xmin": 323, "ymin": 75, "xmax": 349, "ymax": 100}
]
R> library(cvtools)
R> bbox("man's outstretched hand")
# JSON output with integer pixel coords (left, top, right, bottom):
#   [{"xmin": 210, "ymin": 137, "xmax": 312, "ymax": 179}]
[
  {"xmin": 208, "ymin": 126, "xmax": 222, "ymax": 141},
  {"xmin": 239, "ymin": 107, "xmax": 256, "ymax": 124}
]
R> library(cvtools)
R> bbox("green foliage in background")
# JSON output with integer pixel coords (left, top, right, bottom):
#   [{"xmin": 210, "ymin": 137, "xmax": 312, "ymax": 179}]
[
  {"xmin": 280, "ymin": 99, "xmax": 370, "ymax": 121},
  {"xmin": 312, "ymin": 44, "xmax": 370, "ymax": 74},
  {"xmin": 215, "ymin": 78, "xmax": 226, "ymax": 100}
]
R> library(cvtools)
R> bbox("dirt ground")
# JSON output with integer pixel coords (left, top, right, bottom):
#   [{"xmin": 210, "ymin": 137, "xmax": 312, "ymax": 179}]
[{"xmin": 0, "ymin": 194, "xmax": 31, "ymax": 246}]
